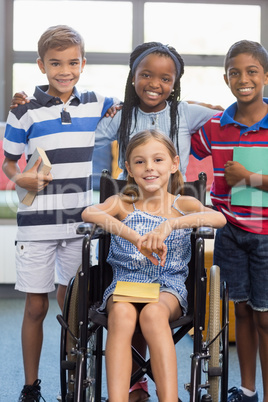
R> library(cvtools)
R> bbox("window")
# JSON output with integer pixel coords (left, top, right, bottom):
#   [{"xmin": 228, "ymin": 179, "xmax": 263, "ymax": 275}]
[
  {"xmin": 144, "ymin": 2, "xmax": 260, "ymax": 55},
  {"xmin": 12, "ymin": 0, "xmax": 132, "ymax": 99},
  {"xmin": 14, "ymin": 1, "xmax": 133, "ymax": 53},
  {"xmin": 0, "ymin": 0, "xmax": 267, "ymax": 120}
]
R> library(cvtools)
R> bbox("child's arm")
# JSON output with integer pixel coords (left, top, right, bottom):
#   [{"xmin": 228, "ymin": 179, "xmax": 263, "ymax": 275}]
[
  {"xmin": 82, "ymin": 196, "xmax": 165, "ymax": 266},
  {"xmin": 10, "ymin": 91, "xmax": 122, "ymax": 117},
  {"xmin": 2, "ymin": 157, "xmax": 52, "ymax": 192},
  {"xmin": 187, "ymin": 100, "xmax": 224, "ymax": 111},
  {"xmin": 225, "ymin": 160, "xmax": 268, "ymax": 191},
  {"xmin": 137, "ymin": 197, "xmax": 226, "ymax": 257}
]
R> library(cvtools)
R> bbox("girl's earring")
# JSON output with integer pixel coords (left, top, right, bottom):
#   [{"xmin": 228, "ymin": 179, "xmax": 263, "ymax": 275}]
[
  {"xmin": 132, "ymin": 82, "xmax": 135, "ymax": 86},
  {"xmin": 171, "ymin": 88, "xmax": 175, "ymax": 93}
]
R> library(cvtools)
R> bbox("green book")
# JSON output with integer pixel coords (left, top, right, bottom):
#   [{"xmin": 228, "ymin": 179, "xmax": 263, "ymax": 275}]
[{"xmin": 231, "ymin": 147, "xmax": 268, "ymax": 207}]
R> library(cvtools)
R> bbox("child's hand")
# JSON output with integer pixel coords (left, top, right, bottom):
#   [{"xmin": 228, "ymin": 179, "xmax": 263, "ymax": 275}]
[
  {"xmin": 138, "ymin": 241, "xmax": 167, "ymax": 267},
  {"xmin": 10, "ymin": 91, "xmax": 30, "ymax": 109},
  {"xmin": 16, "ymin": 158, "xmax": 52, "ymax": 192},
  {"xmin": 139, "ymin": 221, "xmax": 172, "ymax": 248},
  {"xmin": 224, "ymin": 160, "xmax": 249, "ymax": 187},
  {"xmin": 105, "ymin": 103, "xmax": 123, "ymax": 118},
  {"xmin": 136, "ymin": 222, "xmax": 172, "ymax": 267}
]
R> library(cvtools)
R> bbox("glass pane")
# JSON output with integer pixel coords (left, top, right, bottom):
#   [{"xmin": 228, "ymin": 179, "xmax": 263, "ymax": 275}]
[
  {"xmin": 181, "ymin": 66, "xmax": 235, "ymax": 110},
  {"xmin": 14, "ymin": 0, "xmax": 132, "ymax": 53},
  {"xmin": 79, "ymin": 65, "xmax": 128, "ymax": 101},
  {"xmin": 13, "ymin": 64, "xmax": 48, "ymax": 96},
  {"xmin": 145, "ymin": 3, "xmax": 260, "ymax": 55},
  {"xmin": 13, "ymin": 63, "xmax": 128, "ymax": 101}
]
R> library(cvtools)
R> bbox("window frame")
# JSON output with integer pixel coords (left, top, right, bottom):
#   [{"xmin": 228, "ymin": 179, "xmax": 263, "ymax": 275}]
[{"xmin": 1, "ymin": 0, "xmax": 268, "ymax": 120}]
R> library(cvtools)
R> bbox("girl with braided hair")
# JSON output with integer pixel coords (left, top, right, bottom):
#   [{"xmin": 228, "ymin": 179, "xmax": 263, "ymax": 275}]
[
  {"xmin": 95, "ymin": 41, "xmax": 221, "ymax": 183},
  {"xmin": 117, "ymin": 42, "xmax": 184, "ymax": 174}
]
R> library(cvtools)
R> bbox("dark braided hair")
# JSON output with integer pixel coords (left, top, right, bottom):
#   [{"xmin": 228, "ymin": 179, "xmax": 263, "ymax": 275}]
[{"xmin": 118, "ymin": 42, "xmax": 184, "ymax": 169}]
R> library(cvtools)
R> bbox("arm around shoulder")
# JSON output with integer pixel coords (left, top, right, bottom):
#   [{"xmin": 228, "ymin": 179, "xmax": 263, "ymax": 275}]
[{"xmin": 95, "ymin": 109, "xmax": 122, "ymax": 149}]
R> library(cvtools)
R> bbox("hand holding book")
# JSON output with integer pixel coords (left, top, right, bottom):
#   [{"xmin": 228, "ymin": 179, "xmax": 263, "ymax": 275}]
[
  {"xmin": 224, "ymin": 160, "xmax": 250, "ymax": 187},
  {"xmin": 16, "ymin": 157, "xmax": 51, "ymax": 191},
  {"xmin": 16, "ymin": 147, "xmax": 52, "ymax": 206}
]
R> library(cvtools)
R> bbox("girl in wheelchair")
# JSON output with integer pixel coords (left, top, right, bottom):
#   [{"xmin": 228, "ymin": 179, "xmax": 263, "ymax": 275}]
[{"xmin": 82, "ymin": 129, "xmax": 226, "ymax": 402}]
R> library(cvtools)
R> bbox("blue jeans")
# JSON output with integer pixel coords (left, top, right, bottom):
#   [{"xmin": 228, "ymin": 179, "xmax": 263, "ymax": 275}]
[{"xmin": 214, "ymin": 221, "xmax": 268, "ymax": 311}]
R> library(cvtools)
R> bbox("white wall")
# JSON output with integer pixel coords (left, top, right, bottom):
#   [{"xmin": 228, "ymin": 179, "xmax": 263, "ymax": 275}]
[
  {"xmin": 1, "ymin": 122, "xmax": 16, "ymax": 282},
  {"xmin": 0, "ymin": 224, "xmax": 17, "ymax": 283}
]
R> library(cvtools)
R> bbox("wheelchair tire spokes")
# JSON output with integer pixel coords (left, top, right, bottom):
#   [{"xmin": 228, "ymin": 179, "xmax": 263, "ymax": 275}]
[{"xmin": 85, "ymin": 328, "xmax": 97, "ymax": 401}]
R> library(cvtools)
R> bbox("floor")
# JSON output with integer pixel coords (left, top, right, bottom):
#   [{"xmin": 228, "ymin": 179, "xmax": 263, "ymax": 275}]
[{"xmin": 0, "ymin": 290, "xmax": 264, "ymax": 402}]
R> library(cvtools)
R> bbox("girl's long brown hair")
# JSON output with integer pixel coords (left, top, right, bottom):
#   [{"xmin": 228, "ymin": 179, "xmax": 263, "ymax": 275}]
[{"xmin": 122, "ymin": 130, "xmax": 184, "ymax": 202}]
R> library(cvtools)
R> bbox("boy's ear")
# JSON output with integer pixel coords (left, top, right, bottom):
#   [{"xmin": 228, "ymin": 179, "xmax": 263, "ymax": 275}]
[
  {"xmin": 223, "ymin": 73, "xmax": 229, "ymax": 87},
  {"xmin": 81, "ymin": 57, "xmax": 87, "ymax": 73},
  {"xmin": 37, "ymin": 58, "xmax": 46, "ymax": 74},
  {"xmin": 171, "ymin": 155, "xmax": 180, "ymax": 174},
  {"xmin": 125, "ymin": 161, "xmax": 133, "ymax": 177},
  {"xmin": 264, "ymin": 71, "xmax": 268, "ymax": 86}
]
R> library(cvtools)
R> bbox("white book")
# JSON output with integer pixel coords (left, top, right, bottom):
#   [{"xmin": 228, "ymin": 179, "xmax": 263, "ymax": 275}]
[{"xmin": 16, "ymin": 147, "xmax": 52, "ymax": 206}]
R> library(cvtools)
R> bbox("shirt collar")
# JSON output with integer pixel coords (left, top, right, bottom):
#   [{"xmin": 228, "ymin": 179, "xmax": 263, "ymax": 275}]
[
  {"xmin": 220, "ymin": 98, "xmax": 268, "ymax": 130},
  {"xmin": 33, "ymin": 85, "xmax": 81, "ymax": 106}
]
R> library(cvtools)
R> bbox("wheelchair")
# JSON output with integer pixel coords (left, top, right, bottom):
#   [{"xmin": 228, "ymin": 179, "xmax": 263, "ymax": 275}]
[{"xmin": 57, "ymin": 170, "xmax": 229, "ymax": 402}]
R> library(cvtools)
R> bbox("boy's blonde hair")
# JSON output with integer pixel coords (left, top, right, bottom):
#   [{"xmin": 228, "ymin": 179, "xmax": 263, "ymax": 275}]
[
  {"xmin": 123, "ymin": 129, "xmax": 184, "ymax": 201},
  {"xmin": 37, "ymin": 25, "xmax": 85, "ymax": 61}
]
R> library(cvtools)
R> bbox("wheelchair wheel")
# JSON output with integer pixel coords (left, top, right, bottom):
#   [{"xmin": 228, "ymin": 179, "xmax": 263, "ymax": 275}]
[
  {"xmin": 220, "ymin": 281, "xmax": 229, "ymax": 401},
  {"xmin": 207, "ymin": 265, "xmax": 221, "ymax": 402},
  {"xmin": 62, "ymin": 267, "xmax": 99, "ymax": 401},
  {"xmin": 60, "ymin": 267, "xmax": 80, "ymax": 401},
  {"xmin": 67, "ymin": 268, "xmax": 80, "ymax": 398}
]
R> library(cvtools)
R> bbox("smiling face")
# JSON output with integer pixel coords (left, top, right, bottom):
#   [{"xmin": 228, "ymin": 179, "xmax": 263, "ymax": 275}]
[
  {"xmin": 132, "ymin": 53, "xmax": 177, "ymax": 113},
  {"xmin": 224, "ymin": 53, "xmax": 268, "ymax": 105},
  {"xmin": 37, "ymin": 45, "xmax": 86, "ymax": 103},
  {"xmin": 125, "ymin": 137, "xmax": 179, "ymax": 195}
]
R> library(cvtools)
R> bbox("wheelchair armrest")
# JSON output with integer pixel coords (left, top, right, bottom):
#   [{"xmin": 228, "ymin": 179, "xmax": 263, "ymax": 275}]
[
  {"xmin": 194, "ymin": 226, "xmax": 214, "ymax": 239},
  {"xmin": 76, "ymin": 222, "xmax": 107, "ymax": 239}
]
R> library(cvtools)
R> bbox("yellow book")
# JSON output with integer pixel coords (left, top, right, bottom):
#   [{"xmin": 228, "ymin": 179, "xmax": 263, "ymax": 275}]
[
  {"xmin": 16, "ymin": 147, "xmax": 52, "ymax": 206},
  {"xmin": 113, "ymin": 281, "xmax": 160, "ymax": 303}
]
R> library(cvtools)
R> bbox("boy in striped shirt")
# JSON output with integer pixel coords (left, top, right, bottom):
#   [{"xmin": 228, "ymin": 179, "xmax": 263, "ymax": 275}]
[
  {"xmin": 2, "ymin": 25, "xmax": 115, "ymax": 401},
  {"xmin": 191, "ymin": 40, "xmax": 268, "ymax": 402}
]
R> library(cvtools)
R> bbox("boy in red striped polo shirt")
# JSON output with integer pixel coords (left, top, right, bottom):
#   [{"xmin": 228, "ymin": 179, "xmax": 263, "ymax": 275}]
[{"xmin": 191, "ymin": 40, "xmax": 268, "ymax": 402}]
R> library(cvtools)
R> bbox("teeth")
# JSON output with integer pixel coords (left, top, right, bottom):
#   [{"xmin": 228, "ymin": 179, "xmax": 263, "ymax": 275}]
[
  {"xmin": 145, "ymin": 176, "xmax": 157, "ymax": 179},
  {"xmin": 146, "ymin": 91, "xmax": 159, "ymax": 96},
  {"xmin": 239, "ymin": 88, "xmax": 252, "ymax": 93}
]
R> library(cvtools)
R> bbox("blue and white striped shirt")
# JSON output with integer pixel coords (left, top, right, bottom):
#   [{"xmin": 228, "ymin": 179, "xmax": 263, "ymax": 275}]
[{"xmin": 3, "ymin": 85, "xmax": 113, "ymax": 241}]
